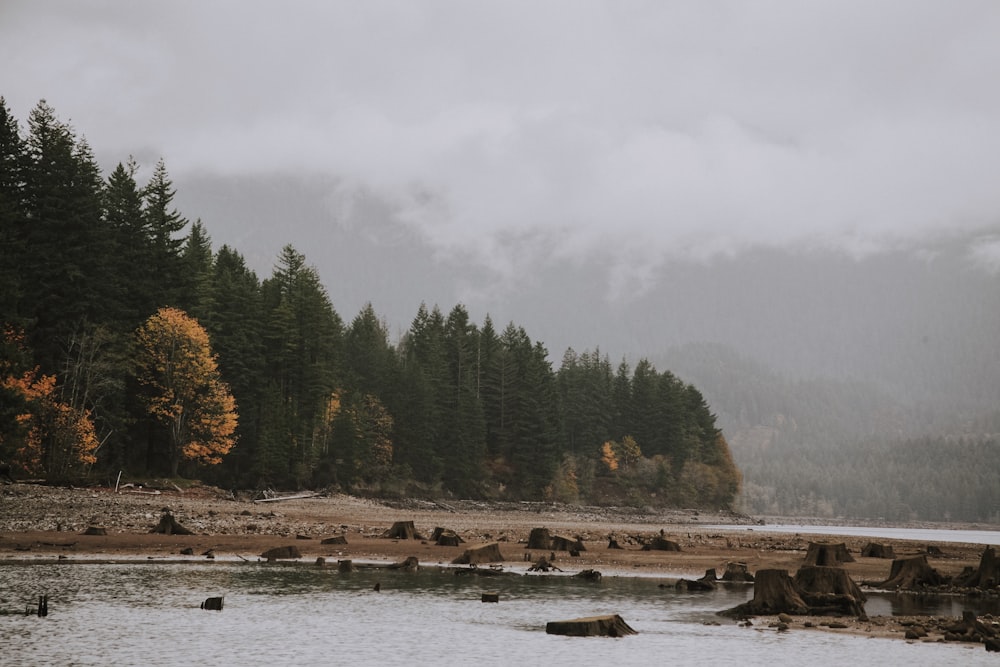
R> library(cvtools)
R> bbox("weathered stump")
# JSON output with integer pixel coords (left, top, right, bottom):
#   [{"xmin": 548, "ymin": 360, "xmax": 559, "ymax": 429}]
[
  {"xmin": 721, "ymin": 562, "xmax": 755, "ymax": 583},
  {"xmin": 82, "ymin": 526, "xmax": 107, "ymax": 536},
  {"xmin": 200, "ymin": 596, "xmax": 224, "ymax": 611},
  {"xmin": 803, "ymin": 542, "xmax": 854, "ymax": 566},
  {"xmin": 430, "ymin": 527, "xmax": 464, "ymax": 546},
  {"xmin": 607, "ymin": 537, "xmax": 623, "ymax": 549},
  {"xmin": 526, "ymin": 527, "xmax": 552, "ymax": 550},
  {"xmin": 338, "ymin": 559, "xmax": 354, "ymax": 573},
  {"xmin": 545, "ymin": 614, "xmax": 637, "ymax": 637},
  {"xmin": 641, "ymin": 536, "xmax": 681, "ymax": 551},
  {"xmin": 452, "ymin": 542, "xmax": 505, "ymax": 565},
  {"xmin": 955, "ymin": 546, "xmax": 1000, "ymax": 589},
  {"xmin": 574, "ymin": 569, "xmax": 602, "ymax": 581},
  {"xmin": 149, "ymin": 512, "xmax": 194, "ymax": 536},
  {"xmin": 675, "ymin": 578, "xmax": 715, "ymax": 592},
  {"xmin": 260, "ymin": 545, "xmax": 302, "ymax": 561},
  {"xmin": 861, "ymin": 542, "xmax": 896, "ymax": 559},
  {"xmin": 481, "ymin": 592, "xmax": 499, "ymax": 603},
  {"xmin": 382, "ymin": 521, "xmax": 423, "ymax": 540},
  {"xmin": 551, "ymin": 535, "xmax": 585, "ymax": 552},
  {"xmin": 720, "ymin": 569, "xmax": 809, "ymax": 617},
  {"xmin": 878, "ymin": 555, "xmax": 945, "ymax": 590},
  {"xmin": 387, "ymin": 556, "xmax": 419, "ymax": 572},
  {"xmin": 793, "ymin": 566, "xmax": 867, "ymax": 617}
]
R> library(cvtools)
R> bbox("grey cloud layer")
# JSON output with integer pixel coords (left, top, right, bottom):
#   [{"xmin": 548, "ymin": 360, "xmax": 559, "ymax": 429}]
[{"xmin": 4, "ymin": 1, "xmax": 999, "ymax": 278}]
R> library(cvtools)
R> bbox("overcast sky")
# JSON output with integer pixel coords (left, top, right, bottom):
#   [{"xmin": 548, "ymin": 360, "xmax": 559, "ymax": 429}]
[{"xmin": 4, "ymin": 1, "xmax": 1000, "ymax": 288}]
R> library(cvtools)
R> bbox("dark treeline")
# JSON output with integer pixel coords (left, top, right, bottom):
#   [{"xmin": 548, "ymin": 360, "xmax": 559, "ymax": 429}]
[{"xmin": 0, "ymin": 99, "xmax": 740, "ymax": 507}]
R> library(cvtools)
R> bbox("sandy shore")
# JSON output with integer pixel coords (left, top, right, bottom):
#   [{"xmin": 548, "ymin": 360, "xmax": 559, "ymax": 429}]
[{"xmin": 2, "ymin": 482, "xmax": 998, "ymax": 646}]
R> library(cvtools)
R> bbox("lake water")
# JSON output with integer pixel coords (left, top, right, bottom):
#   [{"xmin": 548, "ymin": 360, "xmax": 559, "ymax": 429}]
[
  {"xmin": 739, "ymin": 524, "xmax": 1000, "ymax": 546},
  {"xmin": 3, "ymin": 561, "xmax": 998, "ymax": 666}
]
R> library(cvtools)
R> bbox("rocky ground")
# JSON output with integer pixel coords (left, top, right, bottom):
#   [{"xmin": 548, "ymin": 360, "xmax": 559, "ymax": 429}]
[{"xmin": 1, "ymin": 481, "xmax": 998, "ymax": 650}]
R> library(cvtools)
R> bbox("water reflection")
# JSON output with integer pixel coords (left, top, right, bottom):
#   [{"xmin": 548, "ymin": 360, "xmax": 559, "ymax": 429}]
[{"xmin": 3, "ymin": 563, "xmax": 998, "ymax": 666}]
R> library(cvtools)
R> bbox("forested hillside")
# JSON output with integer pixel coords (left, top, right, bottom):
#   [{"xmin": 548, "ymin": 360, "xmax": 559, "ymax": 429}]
[
  {"xmin": 0, "ymin": 99, "xmax": 740, "ymax": 507},
  {"xmin": 662, "ymin": 343, "xmax": 1000, "ymax": 523}
]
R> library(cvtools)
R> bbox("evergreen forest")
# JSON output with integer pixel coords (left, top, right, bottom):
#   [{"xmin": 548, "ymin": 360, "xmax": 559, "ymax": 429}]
[{"xmin": 0, "ymin": 99, "xmax": 740, "ymax": 508}]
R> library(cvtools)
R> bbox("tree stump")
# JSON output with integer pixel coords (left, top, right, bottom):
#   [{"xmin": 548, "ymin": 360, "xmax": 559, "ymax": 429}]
[
  {"xmin": 955, "ymin": 546, "xmax": 1000, "ymax": 589},
  {"xmin": 481, "ymin": 592, "xmax": 500, "ymax": 603},
  {"xmin": 430, "ymin": 527, "xmax": 464, "ymax": 546},
  {"xmin": 574, "ymin": 569, "xmax": 602, "ymax": 581},
  {"xmin": 320, "ymin": 535, "xmax": 348, "ymax": 545},
  {"xmin": 551, "ymin": 534, "xmax": 585, "ymax": 552},
  {"xmin": 721, "ymin": 562, "xmax": 755, "ymax": 583},
  {"xmin": 382, "ymin": 521, "xmax": 423, "ymax": 540},
  {"xmin": 386, "ymin": 556, "xmax": 419, "ymax": 572},
  {"xmin": 720, "ymin": 569, "xmax": 809, "ymax": 617},
  {"xmin": 260, "ymin": 545, "xmax": 302, "ymax": 561},
  {"xmin": 149, "ymin": 512, "xmax": 194, "ymax": 536},
  {"xmin": 803, "ymin": 542, "xmax": 854, "ymax": 566},
  {"xmin": 878, "ymin": 555, "xmax": 944, "ymax": 590},
  {"xmin": 545, "ymin": 614, "xmax": 637, "ymax": 637},
  {"xmin": 527, "ymin": 527, "xmax": 552, "ymax": 550},
  {"xmin": 338, "ymin": 559, "xmax": 354, "ymax": 573},
  {"xmin": 641, "ymin": 536, "xmax": 681, "ymax": 551},
  {"xmin": 200, "ymin": 596, "xmax": 224, "ymax": 611},
  {"xmin": 451, "ymin": 542, "xmax": 505, "ymax": 565},
  {"xmin": 675, "ymin": 578, "xmax": 715, "ymax": 592},
  {"xmin": 607, "ymin": 537, "xmax": 623, "ymax": 549},
  {"xmin": 793, "ymin": 566, "xmax": 867, "ymax": 617},
  {"xmin": 82, "ymin": 526, "xmax": 107, "ymax": 536},
  {"xmin": 861, "ymin": 543, "xmax": 896, "ymax": 559}
]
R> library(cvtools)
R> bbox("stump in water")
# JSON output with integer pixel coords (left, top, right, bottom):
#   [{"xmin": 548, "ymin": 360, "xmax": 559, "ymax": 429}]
[
  {"xmin": 149, "ymin": 512, "xmax": 194, "ymax": 536},
  {"xmin": 430, "ymin": 527, "xmax": 464, "ymax": 547},
  {"xmin": 526, "ymin": 527, "xmax": 552, "ymax": 550},
  {"xmin": 200, "ymin": 597, "xmax": 224, "ymax": 611},
  {"xmin": 338, "ymin": 559, "xmax": 354, "ymax": 573},
  {"xmin": 861, "ymin": 543, "xmax": 896, "ymax": 559},
  {"xmin": 803, "ymin": 542, "xmax": 854, "ymax": 566},
  {"xmin": 721, "ymin": 569, "xmax": 809, "ymax": 617},
  {"xmin": 793, "ymin": 566, "xmax": 867, "ymax": 617},
  {"xmin": 675, "ymin": 577, "xmax": 715, "ymax": 592},
  {"xmin": 481, "ymin": 592, "xmax": 500, "ymax": 603},
  {"xmin": 320, "ymin": 535, "xmax": 348, "ymax": 545},
  {"xmin": 574, "ymin": 569, "xmax": 602, "ymax": 581},
  {"xmin": 551, "ymin": 535, "xmax": 585, "ymax": 552},
  {"xmin": 641, "ymin": 535, "xmax": 681, "ymax": 552},
  {"xmin": 387, "ymin": 556, "xmax": 419, "ymax": 572},
  {"xmin": 721, "ymin": 562, "xmax": 755, "ymax": 583},
  {"xmin": 955, "ymin": 546, "xmax": 1000, "ymax": 589},
  {"xmin": 878, "ymin": 555, "xmax": 945, "ymax": 590},
  {"xmin": 452, "ymin": 542, "xmax": 505, "ymax": 565},
  {"xmin": 260, "ymin": 545, "xmax": 302, "ymax": 561},
  {"xmin": 382, "ymin": 521, "xmax": 423, "ymax": 540},
  {"xmin": 545, "ymin": 614, "xmax": 637, "ymax": 637}
]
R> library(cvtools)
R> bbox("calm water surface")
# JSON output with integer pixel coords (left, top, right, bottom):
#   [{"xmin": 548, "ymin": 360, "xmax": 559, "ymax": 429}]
[{"xmin": 3, "ymin": 561, "xmax": 997, "ymax": 666}]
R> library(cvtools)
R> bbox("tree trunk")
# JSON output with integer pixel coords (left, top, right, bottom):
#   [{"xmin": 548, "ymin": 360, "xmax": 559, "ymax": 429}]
[
  {"xmin": 793, "ymin": 566, "xmax": 867, "ymax": 617},
  {"xmin": 720, "ymin": 569, "xmax": 809, "ymax": 617}
]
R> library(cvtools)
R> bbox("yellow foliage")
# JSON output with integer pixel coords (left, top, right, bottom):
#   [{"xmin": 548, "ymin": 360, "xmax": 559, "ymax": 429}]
[
  {"xmin": 136, "ymin": 308, "xmax": 238, "ymax": 470},
  {"xmin": 601, "ymin": 441, "xmax": 619, "ymax": 472}
]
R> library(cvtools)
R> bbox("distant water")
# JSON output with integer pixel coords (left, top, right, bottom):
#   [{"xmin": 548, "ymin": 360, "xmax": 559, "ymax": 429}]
[
  {"xmin": 3, "ymin": 563, "xmax": 998, "ymax": 666},
  {"xmin": 730, "ymin": 524, "xmax": 1000, "ymax": 546}
]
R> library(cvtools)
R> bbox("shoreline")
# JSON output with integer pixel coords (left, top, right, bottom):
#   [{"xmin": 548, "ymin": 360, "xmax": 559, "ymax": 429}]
[{"xmin": 3, "ymin": 483, "xmax": 998, "ymax": 648}]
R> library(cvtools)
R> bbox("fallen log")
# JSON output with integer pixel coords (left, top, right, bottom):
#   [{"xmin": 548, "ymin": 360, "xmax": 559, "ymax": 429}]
[
  {"xmin": 545, "ymin": 614, "xmax": 637, "ymax": 637},
  {"xmin": 252, "ymin": 492, "xmax": 321, "ymax": 503},
  {"xmin": 320, "ymin": 535, "xmax": 348, "ymax": 545}
]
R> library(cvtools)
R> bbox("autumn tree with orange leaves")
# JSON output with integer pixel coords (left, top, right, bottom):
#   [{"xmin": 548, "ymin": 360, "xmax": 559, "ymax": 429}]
[
  {"xmin": 135, "ymin": 308, "xmax": 237, "ymax": 476},
  {"xmin": 0, "ymin": 326, "xmax": 99, "ymax": 478}
]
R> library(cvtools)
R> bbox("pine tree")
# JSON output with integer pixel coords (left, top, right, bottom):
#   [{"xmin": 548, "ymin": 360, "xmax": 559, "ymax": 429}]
[
  {"xmin": 0, "ymin": 98, "xmax": 27, "ymax": 323},
  {"xmin": 142, "ymin": 158, "xmax": 188, "ymax": 309}
]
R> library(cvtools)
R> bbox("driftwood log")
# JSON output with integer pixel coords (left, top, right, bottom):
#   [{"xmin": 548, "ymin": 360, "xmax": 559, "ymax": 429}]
[
  {"xmin": 452, "ymin": 542, "xmax": 505, "ymax": 565},
  {"xmin": 545, "ymin": 614, "xmax": 637, "ymax": 637},
  {"xmin": 320, "ymin": 535, "xmax": 348, "ymax": 545}
]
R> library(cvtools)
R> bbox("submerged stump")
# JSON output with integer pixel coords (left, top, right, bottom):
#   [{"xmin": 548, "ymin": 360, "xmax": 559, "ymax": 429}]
[{"xmin": 545, "ymin": 614, "xmax": 637, "ymax": 637}]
